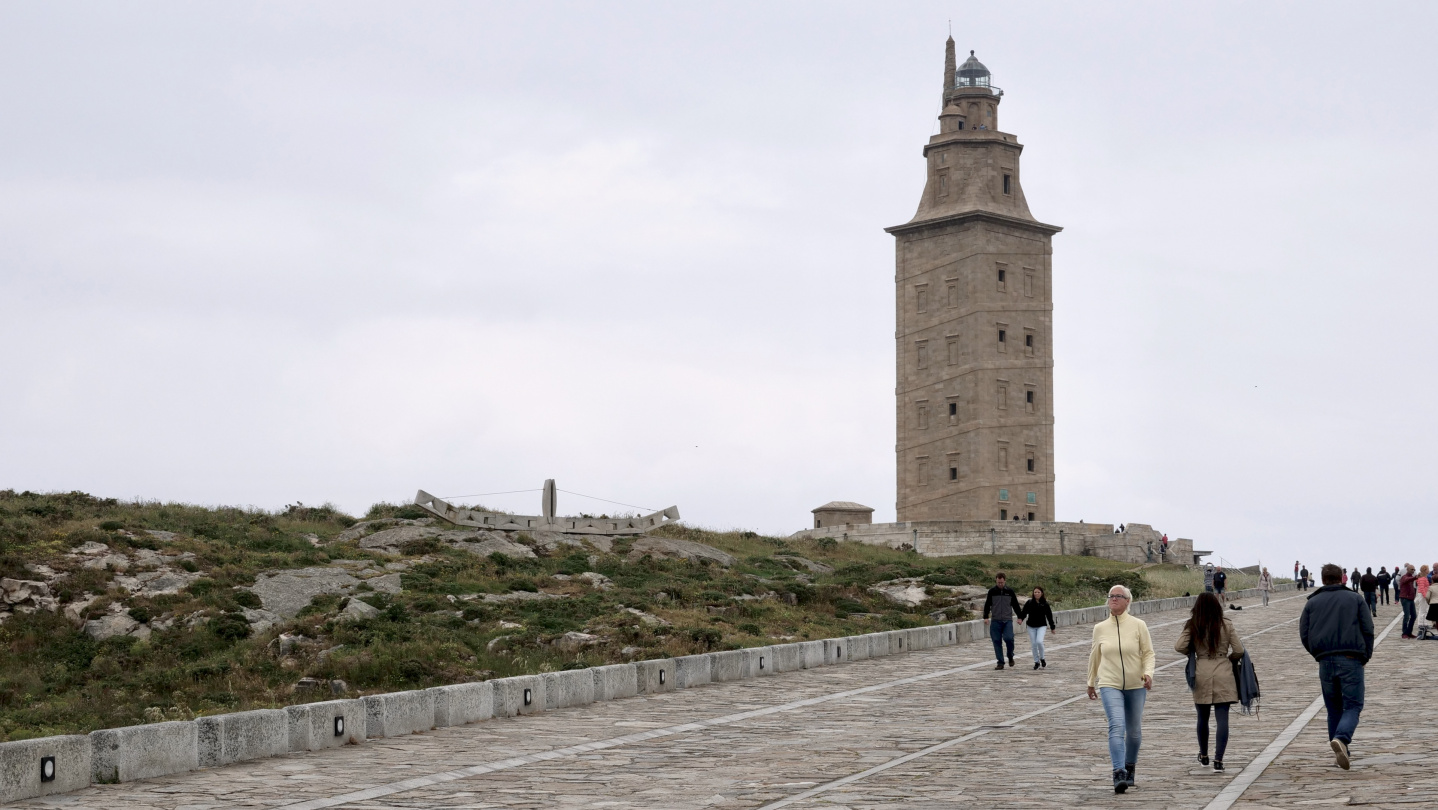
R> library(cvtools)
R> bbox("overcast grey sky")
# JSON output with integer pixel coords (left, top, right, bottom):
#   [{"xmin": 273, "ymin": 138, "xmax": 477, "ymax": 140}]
[{"xmin": 3, "ymin": 2, "xmax": 1436, "ymax": 569}]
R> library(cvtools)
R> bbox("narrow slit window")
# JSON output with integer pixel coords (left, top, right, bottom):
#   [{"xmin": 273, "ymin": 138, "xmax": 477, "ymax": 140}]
[
  {"xmin": 949, "ymin": 467, "xmax": 958, "ymax": 481},
  {"xmin": 1003, "ymin": 174, "xmax": 1011, "ymax": 195},
  {"xmin": 998, "ymin": 329, "xmax": 1006, "ymax": 343}
]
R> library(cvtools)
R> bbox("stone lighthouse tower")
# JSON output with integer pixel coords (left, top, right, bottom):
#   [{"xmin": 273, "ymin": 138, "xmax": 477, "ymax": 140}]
[{"xmin": 886, "ymin": 39, "xmax": 1061, "ymax": 523}]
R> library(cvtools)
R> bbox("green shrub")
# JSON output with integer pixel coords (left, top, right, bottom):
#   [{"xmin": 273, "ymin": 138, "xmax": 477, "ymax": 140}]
[
  {"xmin": 210, "ymin": 613, "xmax": 251, "ymax": 642},
  {"xmin": 232, "ymin": 590, "xmax": 261, "ymax": 609}
]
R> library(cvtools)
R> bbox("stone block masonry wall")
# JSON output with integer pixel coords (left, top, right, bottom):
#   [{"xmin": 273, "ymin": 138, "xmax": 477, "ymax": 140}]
[
  {"xmin": 0, "ymin": 583, "xmax": 1292, "ymax": 804},
  {"xmin": 794, "ymin": 519, "xmax": 1195, "ymax": 565}
]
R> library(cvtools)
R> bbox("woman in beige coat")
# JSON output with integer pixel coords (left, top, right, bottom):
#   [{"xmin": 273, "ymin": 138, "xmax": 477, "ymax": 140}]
[{"xmin": 1175, "ymin": 591, "xmax": 1245, "ymax": 771}]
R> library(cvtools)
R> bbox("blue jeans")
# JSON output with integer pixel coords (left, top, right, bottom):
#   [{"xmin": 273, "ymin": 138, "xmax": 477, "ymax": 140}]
[
  {"xmin": 1401, "ymin": 598, "xmax": 1417, "ymax": 636},
  {"xmin": 989, "ymin": 620, "xmax": 1014, "ymax": 663},
  {"xmin": 1027, "ymin": 625, "xmax": 1047, "ymax": 662},
  {"xmin": 1318, "ymin": 655, "xmax": 1365, "ymax": 744},
  {"xmin": 1364, "ymin": 591, "xmax": 1377, "ymax": 616},
  {"xmin": 1098, "ymin": 687, "xmax": 1146, "ymax": 771}
]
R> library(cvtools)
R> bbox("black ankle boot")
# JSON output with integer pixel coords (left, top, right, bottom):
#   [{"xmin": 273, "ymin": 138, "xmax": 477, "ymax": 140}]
[
  {"xmin": 1113, "ymin": 769, "xmax": 1128, "ymax": 794},
  {"xmin": 1040, "ymin": 658, "xmax": 1046, "ymax": 668},
  {"xmin": 1198, "ymin": 753, "xmax": 1209, "ymax": 765},
  {"xmin": 1213, "ymin": 760, "xmax": 1224, "ymax": 772},
  {"xmin": 1033, "ymin": 661, "xmax": 1040, "ymax": 670},
  {"xmin": 1125, "ymin": 763, "xmax": 1136, "ymax": 786}
]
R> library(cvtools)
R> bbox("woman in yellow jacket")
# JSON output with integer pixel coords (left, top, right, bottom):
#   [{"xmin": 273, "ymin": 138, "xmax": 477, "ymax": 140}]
[{"xmin": 1088, "ymin": 584, "xmax": 1156, "ymax": 794}]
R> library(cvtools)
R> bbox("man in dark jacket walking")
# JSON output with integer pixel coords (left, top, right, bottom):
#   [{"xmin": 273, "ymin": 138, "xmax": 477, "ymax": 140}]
[
  {"xmin": 1299, "ymin": 565, "xmax": 1310, "ymax": 591},
  {"xmin": 1359, "ymin": 569, "xmax": 1378, "ymax": 617},
  {"xmin": 982, "ymin": 572, "xmax": 1023, "ymax": 670},
  {"xmin": 1299, "ymin": 564, "xmax": 1375, "ymax": 771},
  {"xmin": 1375, "ymin": 567, "xmax": 1392, "ymax": 605}
]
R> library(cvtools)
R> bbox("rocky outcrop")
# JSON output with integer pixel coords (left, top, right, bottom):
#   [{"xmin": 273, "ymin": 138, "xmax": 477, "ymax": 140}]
[
  {"xmin": 626, "ymin": 537, "xmax": 737, "ymax": 567},
  {"xmin": 869, "ymin": 579, "xmax": 931, "ymax": 607},
  {"xmin": 338, "ymin": 598, "xmax": 379, "ymax": 622},
  {"xmin": 776, "ymin": 555, "xmax": 834, "ymax": 574},
  {"xmin": 247, "ymin": 567, "xmax": 363, "ymax": 619}
]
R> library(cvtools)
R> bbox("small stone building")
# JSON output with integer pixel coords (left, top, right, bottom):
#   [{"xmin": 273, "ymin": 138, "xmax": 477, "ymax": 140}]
[{"xmin": 812, "ymin": 502, "xmax": 874, "ymax": 529}]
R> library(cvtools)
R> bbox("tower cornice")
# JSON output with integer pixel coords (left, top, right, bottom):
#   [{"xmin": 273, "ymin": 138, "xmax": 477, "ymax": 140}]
[{"xmin": 885, "ymin": 209, "xmax": 1063, "ymax": 237}]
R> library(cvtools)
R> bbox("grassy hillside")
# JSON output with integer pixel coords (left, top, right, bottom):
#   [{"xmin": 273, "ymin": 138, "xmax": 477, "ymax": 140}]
[{"xmin": 0, "ymin": 489, "xmax": 1216, "ymax": 742}]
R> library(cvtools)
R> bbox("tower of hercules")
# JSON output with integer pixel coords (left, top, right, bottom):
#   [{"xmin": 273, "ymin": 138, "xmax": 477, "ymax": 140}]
[{"xmin": 886, "ymin": 39, "xmax": 1062, "ymax": 523}]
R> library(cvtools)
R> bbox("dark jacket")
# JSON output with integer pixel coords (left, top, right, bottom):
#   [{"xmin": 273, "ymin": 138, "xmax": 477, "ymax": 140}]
[
  {"xmin": 1360, "ymin": 573, "xmax": 1378, "ymax": 593},
  {"xmin": 1376, "ymin": 571, "xmax": 1392, "ymax": 587},
  {"xmin": 1299, "ymin": 584, "xmax": 1375, "ymax": 663},
  {"xmin": 1018, "ymin": 598, "xmax": 1056, "ymax": 630},
  {"xmin": 1234, "ymin": 649, "xmax": 1261, "ymax": 715},
  {"xmin": 983, "ymin": 586, "xmax": 1022, "ymax": 622},
  {"xmin": 1213, "ymin": 571, "xmax": 1227, "ymax": 590}
]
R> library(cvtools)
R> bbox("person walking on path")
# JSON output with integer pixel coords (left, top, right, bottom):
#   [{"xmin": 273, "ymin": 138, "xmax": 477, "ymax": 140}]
[
  {"xmin": 1360, "ymin": 568, "xmax": 1378, "ymax": 617},
  {"xmin": 1399, "ymin": 564, "xmax": 1419, "ymax": 638},
  {"xmin": 1213, "ymin": 566, "xmax": 1228, "ymax": 605},
  {"xmin": 1018, "ymin": 586, "xmax": 1057, "ymax": 670},
  {"xmin": 1087, "ymin": 585, "xmax": 1155, "ymax": 794},
  {"xmin": 1351, "ymin": 568, "xmax": 1362, "ymax": 592},
  {"xmin": 1415, "ymin": 565, "xmax": 1432, "ymax": 634},
  {"xmin": 1258, "ymin": 567, "xmax": 1273, "ymax": 606},
  {"xmin": 1176, "ymin": 592, "xmax": 1246, "ymax": 772},
  {"xmin": 983, "ymin": 572, "xmax": 1023, "ymax": 670},
  {"xmin": 1295, "ymin": 561, "xmax": 1301, "ymax": 584},
  {"xmin": 1300, "ymin": 565, "xmax": 1310, "ymax": 591},
  {"xmin": 1300, "ymin": 563, "xmax": 1375, "ymax": 770},
  {"xmin": 1376, "ymin": 567, "xmax": 1392, "ymax": 605},
  {"xmin": 1204, "ymin": 563, "xmax": 1216, "ymax": 593}
]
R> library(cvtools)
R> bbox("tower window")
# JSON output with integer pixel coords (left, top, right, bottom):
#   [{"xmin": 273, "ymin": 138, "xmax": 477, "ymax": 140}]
[
  {"xmin": 1026, "ymin": 492, "xmax": 1037, "ymax": 504},
  {"xmin": 1003, "ymin": 174, "xmax": 1011, "ymax": 195},
  {"xmin": 998, "ymin": 488, "xmax": 1009, "ymax": 501},
  {"xmin": 996, "ymin": 264, "xmax": 1008, "ymax": 292},
  {"xmin": 916, "ymin": 286, "xmax": 928, "ymax": 313},
  {"xmin": 1025, "ymin": 334, "xmax": 1033, "ymax": 348},
  {"xmin": 999, "ymin": 447, "xmax": 1009, "ymax": 470},
  {"xmin": 947, "ymin": 397, "xmax": 960, "ymax": 425},
  {"xmin": 948, "ymin": 402, "xmax": 957, "ymax": 416},
  {"xmin": 998, "ymin": 329, "xmax": 1006, "ymax": 343},
  {"xmin": 916, "ymin": 341, "xmax": 929, "ymax": 369},
  {"xmin": 998, "ymin": 268, "xmax": 1006, "ymax": 283},
  {"xmin": 997, "ymin": 384, "xmax": 1008, "ymax": 410},
  {"xmin": 947, "ymin": 337, "xmax": 959, "ymax": 365},
  {"xmin": 1026, "ymin": 390, "xmax": 1034, "ymax": 404},
  {"xmin": 917, "ymin": 401, "xmax": 929, "ymax": 430},
  {"xmin": 1028, "ymin": 512, "xmax": 1035, "ymax": 521},
  {"xmin": 1027, "ymin": 456, "xmax": 1035, "ymax": 472},
  {"xmin": 957, "ymin": 121, "xmax": 964, "ymax": 130},
  {"xmin": 1000, "ymin": 509, "xmax": 1007, "ymax": 520},
  {"xmin": 939, "ymin": 174, "xmax": 949, "ymax": 196},
  {"xmin": 949, "ymin": 467, "xmax": 958, "ymax": 481}
]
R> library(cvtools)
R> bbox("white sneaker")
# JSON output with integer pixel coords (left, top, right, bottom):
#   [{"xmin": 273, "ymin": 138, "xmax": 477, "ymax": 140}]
[{"xmin": 1330, "ymin": 738, "xmax": 1350, "ymax": 770}]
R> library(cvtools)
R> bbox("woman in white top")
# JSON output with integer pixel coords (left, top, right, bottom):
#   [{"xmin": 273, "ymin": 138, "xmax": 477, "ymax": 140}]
[{"xmin": 1258, "ymin": 567, "xmax": 1272, "ymax": 606}]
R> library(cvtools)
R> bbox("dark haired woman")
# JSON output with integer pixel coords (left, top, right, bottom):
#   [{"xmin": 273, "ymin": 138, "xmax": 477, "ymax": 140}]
[
  {"xmin": 1175, "ymin": 592, "xmax": 1246, "ymax": 771},
  {"xmin": 1018, "ymin": 586, "xmax": 1057, "ymax": 669}
]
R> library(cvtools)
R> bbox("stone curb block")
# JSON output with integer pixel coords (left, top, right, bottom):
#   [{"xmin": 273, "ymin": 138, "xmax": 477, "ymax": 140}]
[
  {"xmin": 770, "ymin": 643, "xmax": 803, "ymax": 672},
  {"xmin": 364, "ymin": 691, "xmax": 436, "ymax": 738},
  {"xmin": 796, "ymin": 640, "xmax": 826, "ymax": 669},
  {"xmin": 196, "ymin": 709, "xmax": 288, "ymax": 768},
  {"xmin": 673, "ymin": 654, "xmax": 713, "ymax": 688},
  {"xmin": 428, "ymin": 682, "xmax": 494, "ymax": 727},
  {"xmin": 822, "ymin": 637, "xmax": 848, "ymax": 664},
  {"xmin": 741, "ymin": 646, "xmax": 774, "ymax": 677},
  {"xmin": 844, "ymin": 635, "xmax": 871, "ymax": 661},
  {"xmin": 90, "ymin": 720, "xmax": 197, "ymax": 783},
  {"xmin": 286, "ymin": 699, "xmax": 366, "ymax": 751},
  {"xmin": 493, "ymin": 675, "xmax": 546, "ymax": 717},
  {"xmin": 0, "ymin": 735, "xmax": 90, "ymax": 803},
  {"xmin": 708, "ymin": 650, "xmax": 746, "ymax": 682},
  {"xmin": 542, "ymin": 669, "xmax": 595, "ymax": 709},
  {"xmin": 593, "ymin": 664, "xmax": 639, "ymax": 700},
  {"xmin": 634, "ymin": 659, "xmax": 675, "ymax": 693}
]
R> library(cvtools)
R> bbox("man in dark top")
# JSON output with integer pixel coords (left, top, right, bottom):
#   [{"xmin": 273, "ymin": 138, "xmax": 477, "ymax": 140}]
[
  {"xmin": 1213, "ymin": 566, "xmax": 1228, "ymax": 604},
  {"xmin": 1299, "ymin": 563, "xmax": 1375, "ymax": 771},
  {"xmin": 1375, "ymin": 567, "xmax": 1392, "ymax": 605},
  {"xmin": 1359, "ymin": 568, "xmax": 1378, "ymax": 616},
  {"xmin": 982, "ymin": 572, "xmax": 1023, "ymax": 670},
  {"xmin": 1300, "ymin": 565, "xmax": 1310, "ymax": 591}
]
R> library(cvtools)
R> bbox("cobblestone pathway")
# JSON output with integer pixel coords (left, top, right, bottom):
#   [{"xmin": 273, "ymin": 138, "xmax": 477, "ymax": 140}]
[{"xmin": 15, "ymin": 593, "xmax": 1431, "ymax": 810}]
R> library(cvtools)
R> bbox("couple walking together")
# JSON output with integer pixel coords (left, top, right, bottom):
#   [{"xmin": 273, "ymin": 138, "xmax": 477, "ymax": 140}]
[{"xmin": 982, "ymin": 573, "xmax": 1056, "ymax": 670}]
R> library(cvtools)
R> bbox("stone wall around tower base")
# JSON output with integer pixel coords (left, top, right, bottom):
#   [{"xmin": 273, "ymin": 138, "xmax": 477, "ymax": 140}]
[{"xmin": 791, "ymin": 520, "xmax": 1195, "ymax": 565}]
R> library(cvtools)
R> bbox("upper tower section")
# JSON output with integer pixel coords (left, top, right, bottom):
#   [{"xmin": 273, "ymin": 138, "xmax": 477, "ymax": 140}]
[{"xmin": 898, "ymin": 39, "xmax": 1055, "ymax": 232}]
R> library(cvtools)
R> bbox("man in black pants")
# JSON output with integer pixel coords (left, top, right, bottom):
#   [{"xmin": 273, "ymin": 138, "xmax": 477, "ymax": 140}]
[
  {"xmin": 1375, "ymin": 567, "xmax": 1392, "ymax": 605},
  {"xmin": 1299, "ymin": 563, "xmax": 1374, "ymax": 771},
  {"xmin": 1213, "ymin": 567, "xmax": 1228, "ymax": 605},
  {"xmin": 1360, "ymin": 568, "xmax": 1378, "ymax": 617},
  {"xmin": 1300, "ymin": 565, "xmax": 1310, "ymax": 591},
  {"xmin": 983, "ymin": 573, "xmax": 1023, "ymax": 670}
]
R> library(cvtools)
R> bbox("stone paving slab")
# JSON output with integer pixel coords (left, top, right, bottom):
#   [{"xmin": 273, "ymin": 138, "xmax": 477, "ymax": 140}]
[{"xmin": 10, "ymin": 593, "xmax": 1420, "ymax": 810}]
